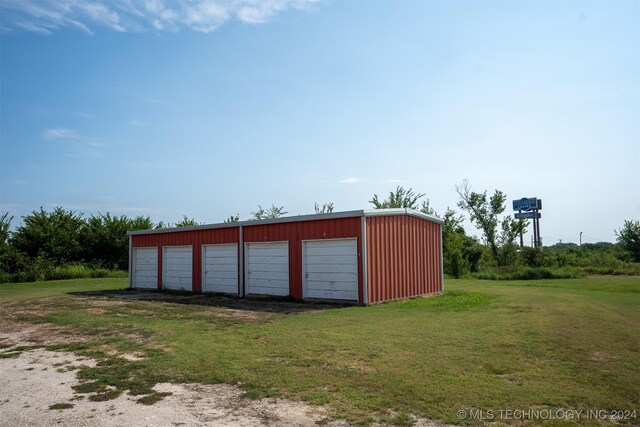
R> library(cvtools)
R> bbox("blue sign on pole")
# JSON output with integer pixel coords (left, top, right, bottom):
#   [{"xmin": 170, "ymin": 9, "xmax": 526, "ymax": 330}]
[
  {"xmin": 512, "ymin": 197, "xmax": 538, "ymax": 211},
  {"xmin": 515, "ymin": 212, "xmax": 541, "ymax": 220}
]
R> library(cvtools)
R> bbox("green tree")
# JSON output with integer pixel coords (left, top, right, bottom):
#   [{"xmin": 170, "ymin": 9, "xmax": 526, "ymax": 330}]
[
  {"xmin": 440, "ymin": 208, "xmax": 484, "ymax": 277},
  {"xmin": 0, "ymin": 212, "xmax": 15, "ymax": 273},
  {"xmin": 175, "ymin": 216, "xmax": 201, "ymax": 227},
  {"xmin": 80, "ymin": 213, "xmax": 154, "ymax": 269},
  {"xmin": 11, "ymin": 207, "xmax": 85, "ymax": 265},
  {"xmin": 130, "ymin": 216, "xmax": 155, "ymax": 231},
  {"xmin": 251, "ymin": 205, "xmax": 287, "ymax": 220},
  {"xmin": 455, "ymin": 180, "xmax": 527, "ymax": 265},
  {"xmin": 0, "ymin": 212, "xmax": 11, "ymax": 246},
  {"xmin": 370, "ymin": 186, "xmax": 425, "ymax": 209},
  {"xmin": 441, "ymin": 208, "xmax": 466, "ymax": 277},
  {"xmin": 420, "ymin": 200, "xmax": 436, "ymax": 215},
  {"xmin": 224, "ymin": 214, "xmax": 240, "ymax": 223},
  {"xmin": 615, "ymin": 220, "xmax": 640, "ymax": 262},
  {"xmin": 314, "ymin": 202, "xmax": 334, "ymax": 214}
]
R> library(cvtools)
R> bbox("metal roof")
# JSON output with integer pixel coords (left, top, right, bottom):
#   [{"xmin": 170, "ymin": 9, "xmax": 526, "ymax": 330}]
[{"xmin": 127, "ymin": 208, "xmax": 443, "ymax": 236}]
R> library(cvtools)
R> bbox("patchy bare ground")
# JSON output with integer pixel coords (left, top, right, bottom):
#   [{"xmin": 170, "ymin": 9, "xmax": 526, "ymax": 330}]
[
  {"xmin": 0, "ymin": 317, "xmax": 349, "ymax": 427},
  {"xmin": 80, "ymin": 289, "xmax": 351, "ymax": 314},
  {"xmin": 0, "ymin": 294, "xmax": 456, "ymax": 427},
  {"xmin": 0, "ymin": 344, "xmax": 350, "ymax": 427}
]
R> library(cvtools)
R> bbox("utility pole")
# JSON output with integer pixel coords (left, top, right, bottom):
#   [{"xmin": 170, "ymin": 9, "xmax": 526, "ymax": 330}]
[
  {"xmin": 532, "ymin": 212, "xmax": 538, "ymax": 247},
  {"xmin": 580, "ymin": 232, "xmax": 583, "ymax": 246}
]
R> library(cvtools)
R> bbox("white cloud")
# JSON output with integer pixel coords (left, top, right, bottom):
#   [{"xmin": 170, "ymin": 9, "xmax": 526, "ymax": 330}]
[
  {"xmin": 0, "ymin": 0, "xmax": 319, "ymax": 35},
  {"xmin": 338, "ymin": 177, "xmax": 362, "ymax": 184},
  {"xmin": 43, "ymin": 128, "xmax": 76, "ymax": 139},
  {"xmin": 384, "ymin": 178, "xmax": 402, "ymax": 184}
]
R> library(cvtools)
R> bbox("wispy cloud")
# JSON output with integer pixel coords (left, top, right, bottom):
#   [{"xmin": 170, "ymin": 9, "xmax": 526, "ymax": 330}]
[
  {"xmin": 1, "ymin": 0, "xmax": 319, "ymax": 35},
  {"xmin": 384, "ymin": 178, "xmax": 402, "ymax": 184},
  {"xmin": 43, "ymin": 128, "xmax": 77, "ymax": 139},
  {"xmin": 42, "ymin": 127, "xmax": 108, "ymax": 159},
  {"xmin": 338, "ymin": 177, "xmax": 362, "ymax": 184}
]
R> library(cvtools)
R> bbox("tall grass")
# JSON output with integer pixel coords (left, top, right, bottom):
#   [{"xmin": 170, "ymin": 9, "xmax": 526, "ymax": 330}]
[
  {"xmin": 0, "ymin": 263, "xmax": 126, "ymax": 284},
  {"xmin": 471, "ymin": 267, "xmax": 584, "ymax": 281}
]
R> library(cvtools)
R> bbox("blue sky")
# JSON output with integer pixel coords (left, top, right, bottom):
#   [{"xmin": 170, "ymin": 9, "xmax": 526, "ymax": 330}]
[{"xmin": 1, "ymin": 0, "xmax": 638, "ymax": 245}]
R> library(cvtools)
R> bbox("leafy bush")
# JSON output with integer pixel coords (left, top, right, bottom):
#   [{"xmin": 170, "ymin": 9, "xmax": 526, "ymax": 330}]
[
  {"xmin": 0, "ymin": 262, "xmax": 126, "ymax": 283},
  {"xmin": 471, "ymin": 267, "xmax": 584, "ymax": 280}
]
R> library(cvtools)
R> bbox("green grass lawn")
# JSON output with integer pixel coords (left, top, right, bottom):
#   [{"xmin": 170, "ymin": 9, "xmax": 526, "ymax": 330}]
[{"xmin": 1, "ymin": 276, "xmax": 638, "ymax": 425}]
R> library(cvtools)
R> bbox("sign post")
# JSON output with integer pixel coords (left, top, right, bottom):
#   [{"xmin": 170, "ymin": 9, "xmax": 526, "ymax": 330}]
[
  {"xmin": 513, "ymin": 197, "xmax": 543, "ymax": 248},
  {"xmin": 518, "ymin": 210, "xmax": 523, "ymax": 248}
]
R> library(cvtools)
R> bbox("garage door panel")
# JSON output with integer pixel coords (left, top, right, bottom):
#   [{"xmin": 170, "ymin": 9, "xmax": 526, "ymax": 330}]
[
  {"xmin": 306, "ymin": 263, "xmax": 357, "ymax": 274},
  {"xmin": 248, "ymin": 255, "xmax": 289, "ymax": 264},
  {"xmin": 164, "ymin": 275, "xmax": 192, "ymax": 284},
  {"xmin": 246, "ymin": 242, "xmax": 289, "ymax": 296},
  {"xmin": 135, "ymin": 259, "xmax": 156, "ymax": 266},
  {"xmin": 303, "ymin": 239, "xmax": 358, "ymax": 301},
  {"xmin": 306, "ymin": 272, "xmax": 357, "ymax": 282},
  {"xmin": 205, "ymin": 270, "xmax": 237, "ymax": 279},
  {"xmin": 305, "ymin": 255, "xmax": 356, "ymax": 265},
  {"xmin": 165, "ymin": 254, "xmax": 191, "ymax": 260},
  {"xmin": 209, "ymin": 277, "xmax": 237, "ymax": 286},
  {"xmin": 135, "ymin": 264, "xmax": 156, "ymax": 271},
  {"xmin": 248, "ymin": 262, "xmax": 288, "ymax": 273},
  {"xmin": 164, "ymin": 264, "xmax": 191, "ymax": 272},
  {"xmin": 305, "ymin": 246, "xmax": 355, "ymax": 256},
  {"xmin": 133, "ymin": 247, "xmax": 158, "ymax": 290},
  {"xmin": 249, "ymin": 245, "xmax": 287, "ymax": 254},
  {"xmin": 204, "ymin": 246, "xmax": 236, "ymax": 254},
  {"xmin": 247, "ymin": 265, "xmax": 288, "ymax": 274},
  {"xmin": 249, "ymin": 271, "xmax": 289, "ymax": 282},
  {"xmin": 305, "ymin": 280, "xmax": 357, "ymax": 292},
  {"xmin": 134, "ymin": 272, "xmax": 157, "ymax": 279},
  {"xmin": 163, "ymin": 246, "xmax": 193, "ymax": 291},
  {"xmin": 305, "ymin": 289, "xmax": 358, "ymax": 300},
  {"xmin": 247, "ymin": 283, "xmax": 290, "ymax": 296},
  {"xmin": 203, "ymin": 244, "xmax": 238, "ymax": 294},
  {"xmin": 133, "ymin": 274, "xmax": 158, "ymax": 289}
]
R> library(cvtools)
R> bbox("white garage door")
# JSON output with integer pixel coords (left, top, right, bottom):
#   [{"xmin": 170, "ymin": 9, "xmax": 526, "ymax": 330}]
[
  {"xmin": 163, "ymin": 246, "xmax": 193, "ymax": 291},
  {"xmin": 202, "ymin": 244, "xmax": 238, "ymax": 294},
  {"xmin": 303, "ymin": 239, "xmax": 358, "ymax": 301},
  {"xmin": 132, "ymin": 247, "xmax": 158, "ymax": 289},
  {"xmin": 245, "ymin": 241, "xmax": 289, "ymax": 296}
]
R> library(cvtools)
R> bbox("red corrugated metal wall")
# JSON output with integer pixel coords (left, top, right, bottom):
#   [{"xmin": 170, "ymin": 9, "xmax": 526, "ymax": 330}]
[
  {"xmin": 366, "ymin": 216, "xmax": 442, "ymax": 303},
  {"xmin": 243, "ymin": 217, "xmax": 363, "ymax": 303},
  {"xmin": 131, "ymin": 228, "xmax": 240, "ymax": 292}
]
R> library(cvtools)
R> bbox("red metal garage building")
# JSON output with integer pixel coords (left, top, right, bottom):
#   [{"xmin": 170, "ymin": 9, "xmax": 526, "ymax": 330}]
[{"xmin": 128, "ymin": 209, "xmax": 443, "ymax": 304}]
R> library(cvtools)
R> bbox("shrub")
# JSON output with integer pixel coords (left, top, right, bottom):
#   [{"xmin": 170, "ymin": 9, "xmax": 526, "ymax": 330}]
[{"xmin": 471, "ymin": 266, "xmax": 584, "ymax": 280}]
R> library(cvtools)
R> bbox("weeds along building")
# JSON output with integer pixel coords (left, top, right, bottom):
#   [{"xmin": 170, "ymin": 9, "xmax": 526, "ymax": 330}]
[{"xmin": 128, "ymin": 209, "xmax": 443, "ymax": 304}]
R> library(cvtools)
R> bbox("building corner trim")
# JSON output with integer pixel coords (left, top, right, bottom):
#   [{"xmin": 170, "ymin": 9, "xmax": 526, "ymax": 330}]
[
  {"xmin": 128, "ymin": 235, "xmax": 133, "ymax": 289},
  {"xmin": 361, "ymin": 216, "xmax": 368, "ymax": 305},
  {"xmin": 238, "ymin": 226, "xmax": 244, "ymax": 298},
  {"xmin": 440, "ymin": 224, "xmax": 444, "ymax": 292}
]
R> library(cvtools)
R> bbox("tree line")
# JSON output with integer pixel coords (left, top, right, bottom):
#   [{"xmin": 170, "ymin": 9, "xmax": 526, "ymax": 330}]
[{"xmin": 1, "ymin": 183, "xmax": 638, "ymax": 283}]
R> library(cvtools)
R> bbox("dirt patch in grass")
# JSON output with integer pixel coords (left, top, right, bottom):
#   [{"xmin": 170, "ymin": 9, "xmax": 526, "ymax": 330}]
[
  {"xmin": 79, "ymin": 289, "xmax": 351, "ymax": 315},
  {"xmin": 0, "ymin": 319, "xmax": 84, "ymax": 347},
  {"xmin": 0, "ymin": 341, "xmax": 355, "ymax": 426}
]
